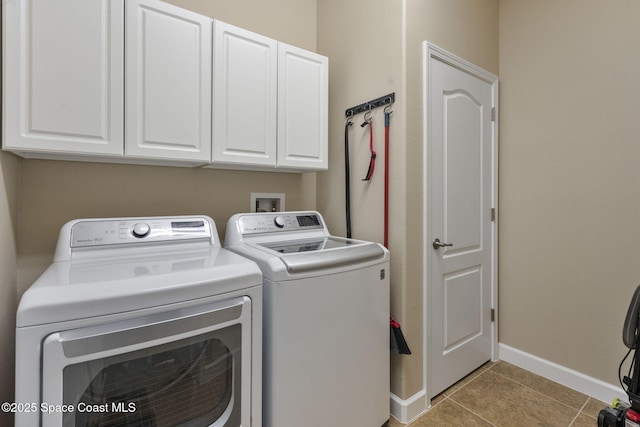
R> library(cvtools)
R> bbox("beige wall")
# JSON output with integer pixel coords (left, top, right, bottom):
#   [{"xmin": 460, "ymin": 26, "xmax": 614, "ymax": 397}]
[
  {"xmin": 317, "ymin": 0, "xmax": 499, "ymax": 400},
  {"xmin": 17, "ymin": 161, "xmax": 315, "ymax": 293},
  {"xmin": 499, "ymin": 0, "xmax": 640, "ymax": 385},
  {"xmin": 168, "ymin": 0, "xmax": 317, "ymax": 51},
  {"xmin": 1, "ymin": 8, "xmax": 20, "ymax": 421},
  {"xmin": 0, "ymin": 152, "xmax": 19, "ymax": 426}
]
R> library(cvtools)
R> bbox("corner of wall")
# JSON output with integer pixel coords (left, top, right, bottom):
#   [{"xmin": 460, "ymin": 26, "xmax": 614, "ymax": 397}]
[{"xmin": 0, "ymin": 151, "xmax": 21, "ymax": 426}]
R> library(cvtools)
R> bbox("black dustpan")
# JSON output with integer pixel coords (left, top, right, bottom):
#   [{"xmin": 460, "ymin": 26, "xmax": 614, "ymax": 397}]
[{"xmin": 390, "ymin": 316, "xmax": 411, "ymax": 355}]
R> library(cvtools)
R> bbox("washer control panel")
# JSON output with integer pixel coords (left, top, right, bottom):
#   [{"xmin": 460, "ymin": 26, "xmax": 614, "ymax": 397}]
[
  {"xmin": 70, "ymin": 217, "xmax": 213, "ymax": 247},
  {"xmin": 238, "ymin": 212, "xmax": 324, "ymax": 235}
]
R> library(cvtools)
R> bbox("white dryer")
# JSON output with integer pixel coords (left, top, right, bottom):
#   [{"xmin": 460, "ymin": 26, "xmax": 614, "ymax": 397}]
[
  {"xmin": 15, "ymin": 216, "xmax": 262, "ymax": 427},
  {"xmin": 225, "ymin": 211, "xmax": 390, "ymax": 427}
]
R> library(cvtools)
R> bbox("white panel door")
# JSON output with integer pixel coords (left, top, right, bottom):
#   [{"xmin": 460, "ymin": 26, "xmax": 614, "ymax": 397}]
[
  {"xmin": 212, "ymin": 21, "xmax": 277, "ymax": 167},
  {"xmin": 427, "ymin": 47, "xmax": 497, "ymax": 398},
  {"xmin": 3, "ymin": 0, "xmax": 124, "ymax": 156},
  {"xmin": 277, "ymin": 43, "xmax": 328, "ymax": 171},
  {"xmin": 126, "ymin": 0, "xmax": 211, "ymax": 163}
]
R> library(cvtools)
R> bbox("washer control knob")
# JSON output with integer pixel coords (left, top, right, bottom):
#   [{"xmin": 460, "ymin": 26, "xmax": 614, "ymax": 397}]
[
  {"xmin": 274, "ymin": 216, "xmax": 286, "ymax": 228},
  {"xmin": 132, "ymin": 223, "xmax": 151, "ymax": 238}
]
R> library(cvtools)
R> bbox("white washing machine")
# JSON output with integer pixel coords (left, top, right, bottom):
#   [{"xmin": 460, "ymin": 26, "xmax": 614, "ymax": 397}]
[
  {"xmin": 225, "ymin": 211, "xmax": 390, "ymax": 427},
  {"xmin": 15, "ymin": 216, "xmax": 262, "ymax": 427}
]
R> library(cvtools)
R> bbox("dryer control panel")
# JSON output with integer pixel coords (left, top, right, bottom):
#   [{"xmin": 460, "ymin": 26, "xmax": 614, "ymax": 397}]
[
  {"xmin": 237, "ymin": 212, "xmax": 324, "ymax": 235},
  {"xmin": 69, "ymin": 217, "xmax": 215, "ymax": 248}
]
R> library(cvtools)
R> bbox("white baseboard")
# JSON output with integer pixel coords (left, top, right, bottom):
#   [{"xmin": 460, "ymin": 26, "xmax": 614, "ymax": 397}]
[
  {"xmin": 499, "ymin": 343, "xmax": 626, "ymax": 404},
  {"xmin": 389, "ymin": 390, "xmax": 428, "ymax": 424}
]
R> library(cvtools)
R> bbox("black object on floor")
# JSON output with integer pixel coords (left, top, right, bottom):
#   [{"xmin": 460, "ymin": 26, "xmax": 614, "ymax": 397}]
[{"xmin": 390, "ymin": 316, "xmax": 411, "ymax": 355}]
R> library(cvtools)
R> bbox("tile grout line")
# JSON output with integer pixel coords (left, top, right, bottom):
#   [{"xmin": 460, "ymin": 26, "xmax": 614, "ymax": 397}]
[
  {"xmin": 447, "ymin": 368, "xmax": 500, "ymax": 426},
  {"xmin": 415, "ymin": 362, "xmax": 598, "ymax": 427},
  {"xmin": 489, "ymin": 364, "xmax": 589, "ymax": 414},
  {"xmin": 446, "ymin": 395, "xmax": 499, "ymax": 427},
  {"xmin": 567, "ymin": 398, "xmax": 591, "ymax": 426},
  {"xmin": 442, "ymin": 362, "xmax": 498, "ymax": 398},
  {"xmin": 412, "ymin": 365, "xmax": 497, "ymax": 427},
  {"xmin": 451, "ymin": 364, "xmax": 587, "ymax": 426},
  {"xmin": 402, "ymin": 394, "xmax": 449, "ymax": 427}
]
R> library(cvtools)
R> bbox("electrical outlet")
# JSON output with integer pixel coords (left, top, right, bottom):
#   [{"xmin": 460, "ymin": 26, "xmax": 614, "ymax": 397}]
[{"xmin": 250, "ymin": 193, "xmax": 285, "ymax": 213}]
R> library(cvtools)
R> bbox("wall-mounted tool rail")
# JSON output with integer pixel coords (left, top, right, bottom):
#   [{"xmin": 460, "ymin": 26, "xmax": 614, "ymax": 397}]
[{"xmin": 345, "ymin": 92, "xmax": 395, "ymax": 118}]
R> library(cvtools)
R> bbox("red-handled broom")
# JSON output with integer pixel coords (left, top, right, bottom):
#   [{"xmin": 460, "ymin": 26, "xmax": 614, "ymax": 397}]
[
  {"xmin": 390, "ymin": 316, "xmax": 411, "ymax": 355},
  {"xmin": 384, "ymin": 106, "xmax": 411, "ymax": 355}
]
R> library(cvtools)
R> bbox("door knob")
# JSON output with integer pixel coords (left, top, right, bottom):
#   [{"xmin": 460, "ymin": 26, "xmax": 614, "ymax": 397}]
[{"xmin": 433, "ymin": 238, "xmax": 453, "ymax": 250}]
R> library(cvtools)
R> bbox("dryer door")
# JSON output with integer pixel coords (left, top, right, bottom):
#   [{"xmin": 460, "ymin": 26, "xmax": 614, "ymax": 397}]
[{"xmin": 41, "ymin": 297, "xmax": 251, "ymax": 427}]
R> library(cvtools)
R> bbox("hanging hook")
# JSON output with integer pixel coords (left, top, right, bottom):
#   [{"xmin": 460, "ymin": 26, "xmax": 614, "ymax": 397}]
[
  {"xmin": 362, "ymin": 110, "xmax": 376, "ymax": 181},
  {"xmin": 346, "ymin": 109, "xmax": 354, "ymax": 126},
  {"xmin": 361, "ymin": 104, "xmax": 373, "ymax": 127},
  {"xmin": 384, "ymin": 97, "xmax": 393, "ymax": 115}
]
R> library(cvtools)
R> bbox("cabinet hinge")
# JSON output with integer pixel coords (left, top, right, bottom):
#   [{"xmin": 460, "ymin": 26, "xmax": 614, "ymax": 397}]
[
  {"xmin": 491, "ymin": 308, "xmax": 495, "ymax": 322},
  {"xmin": 491, "ymin": 107, "xmax": 496, "ymax": 122},
  {"xmin": 491, "ymin": 208, "xmax": 496, "ymax": 222}
]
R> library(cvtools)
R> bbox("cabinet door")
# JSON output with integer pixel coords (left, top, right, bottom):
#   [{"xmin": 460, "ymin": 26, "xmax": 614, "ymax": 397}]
[
  {"xmin": 212, "ymin": 21, "xmax": 277, "ymax": 167},
  {"xmin": 126, "ymin": 0, "xmax": 212, "ymax": 163},
  {"xmin": 277, "ymin": 43, "xmax": 328, "ymax": 171},
  {"xmin": 3, "ymin": 0, "xmax": 124, "ymax": 156}
]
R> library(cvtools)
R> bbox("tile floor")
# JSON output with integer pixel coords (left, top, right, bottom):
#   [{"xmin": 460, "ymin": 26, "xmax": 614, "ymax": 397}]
[{"xmin": 388, "ymin": 361, "xmax": 609, "ymax": 427}]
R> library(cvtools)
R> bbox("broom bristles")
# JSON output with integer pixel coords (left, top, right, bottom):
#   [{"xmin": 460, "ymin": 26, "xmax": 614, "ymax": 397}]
[{"xmin": 390, "ymin": 317, "xmax": 411, "ymax": 355}]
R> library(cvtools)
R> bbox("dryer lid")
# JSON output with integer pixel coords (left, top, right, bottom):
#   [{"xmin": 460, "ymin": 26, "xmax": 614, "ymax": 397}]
[{"xmin": 16, "ymin": 247, "xmax": 262, "ymax": 327}]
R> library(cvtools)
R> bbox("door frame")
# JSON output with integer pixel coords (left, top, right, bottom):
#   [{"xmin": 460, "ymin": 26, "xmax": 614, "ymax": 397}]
[{"xmin": 422, "ymin": 41, "xmax": 499, "ymax": 403}]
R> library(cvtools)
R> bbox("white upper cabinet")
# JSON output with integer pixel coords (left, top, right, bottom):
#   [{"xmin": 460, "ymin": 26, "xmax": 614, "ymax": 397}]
[
  {"xmin": 3, "ymin": 0, "xmax": 124, "ymax": 157},
  {"xmin": 212, "ymin": 21, "xmax": 278, "ymax": 168},
  {"xmin": 211, "ymin": 22, "xmax": 328, "ymax": 172},
  {"xmin": 126, "ymin": 0, "xmax": 212, "ymax": 164},
  {"xmin": 2, "ymin": 0, "xmax": 328, "ymax": 171},
  {"xmin": 277, "ymin": 43, "xmax": 328, "ymax": 171}
]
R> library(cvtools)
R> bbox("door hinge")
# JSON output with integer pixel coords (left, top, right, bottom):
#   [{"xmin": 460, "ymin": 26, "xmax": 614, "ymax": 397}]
[
  {"xmin": 491, "ymin": 107, "xmax": 496, "ymax": 122},
  {"xmin": 491, "ymin": 208, "xmax": 496, "ymax": 222},
  {"xmin": 491, "ymin": 308, "xmax": 495, "ymax": 322}
]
